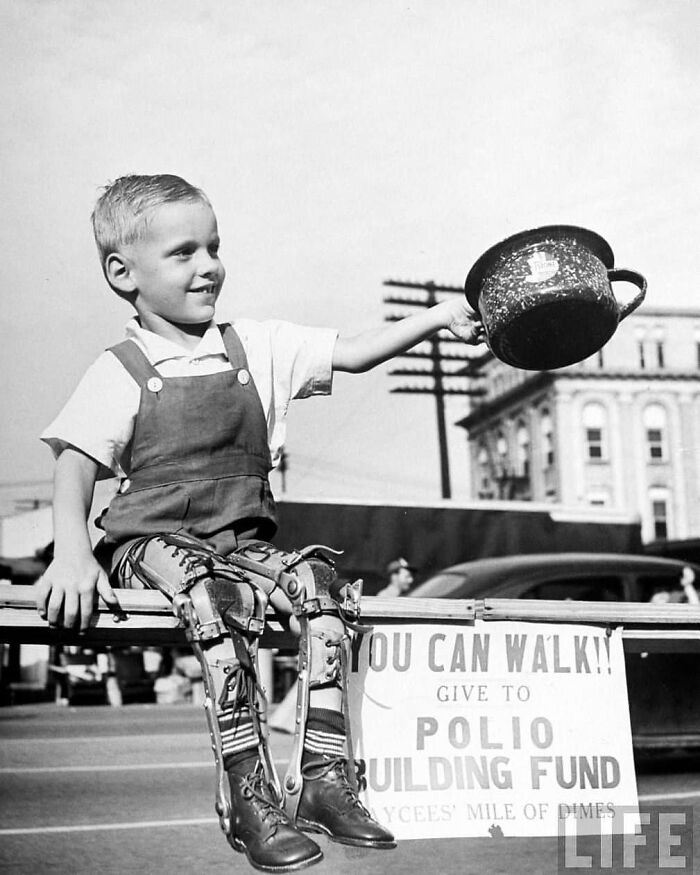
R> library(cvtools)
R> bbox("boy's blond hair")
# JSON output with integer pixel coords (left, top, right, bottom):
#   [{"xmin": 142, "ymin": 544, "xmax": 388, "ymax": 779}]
[{"xmin": 91, "ymin": 174, "xmax": 210, "ymax": 269}]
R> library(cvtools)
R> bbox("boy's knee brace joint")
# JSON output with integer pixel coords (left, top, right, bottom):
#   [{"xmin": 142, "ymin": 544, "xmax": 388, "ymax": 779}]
[
  {"xmin": 118, "ymin": 532, "xmax": 268, "ymax": 643},
  {"xmin": 230, "ymin": 541, "xmax": 345, "ymax": 618},
  {"xmin": 281, "ymin": 553, "xmax": 350, "ymax": 687},
  {"xmin": 173, "ymin": 577, "xmax": 267, "ymax": 643},
  {"xmin": 289, "ymin": 554, "xmax": 342, "ymax": 619}
]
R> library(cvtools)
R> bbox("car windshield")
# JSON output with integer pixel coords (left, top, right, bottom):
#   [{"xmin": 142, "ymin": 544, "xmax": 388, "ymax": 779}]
[{"xmin": 411, "ymin": 574, "xmax": 469, "ymax": 598}]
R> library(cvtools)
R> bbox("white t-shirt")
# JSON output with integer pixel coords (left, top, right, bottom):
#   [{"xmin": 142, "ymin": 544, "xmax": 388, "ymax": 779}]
[{"xmin": 41, "ymin": 318, "xmax": 338, "ymax": 480}]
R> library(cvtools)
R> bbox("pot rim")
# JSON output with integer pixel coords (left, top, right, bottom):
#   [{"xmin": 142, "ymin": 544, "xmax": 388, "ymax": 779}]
[{"xmin": 464, "ymin": 224, "xmax": 615, "ymax": 312}]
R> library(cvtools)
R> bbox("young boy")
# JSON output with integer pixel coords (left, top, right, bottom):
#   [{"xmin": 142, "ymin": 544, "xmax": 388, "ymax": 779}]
[{"xmin": 36, "ymin": 174, "xmax": 484, "ymax": 872}]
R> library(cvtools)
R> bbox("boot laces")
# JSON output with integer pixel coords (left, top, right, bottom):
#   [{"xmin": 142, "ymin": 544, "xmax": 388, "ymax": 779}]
[
  {"xmin": 239, "ymin": 769, "xmax": 288, "ymax": 830},
  {"xmin": 302, "ymin": 756, "xmax": 371, "ymax": 815}
]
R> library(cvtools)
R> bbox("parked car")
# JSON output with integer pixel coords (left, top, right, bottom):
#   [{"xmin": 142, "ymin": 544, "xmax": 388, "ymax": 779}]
[
  {"xmin": 410, "ymin": 552, "xmax": 700, "ymax": 603},
  {"xmin": 410, "ymin": 552, "xmax": 700, "ymax": 755}
]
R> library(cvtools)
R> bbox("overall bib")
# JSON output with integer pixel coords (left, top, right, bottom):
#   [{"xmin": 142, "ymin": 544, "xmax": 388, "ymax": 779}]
[{"xmin": 97, "ymin": 322, "xmax": 277, "ymax": 567}]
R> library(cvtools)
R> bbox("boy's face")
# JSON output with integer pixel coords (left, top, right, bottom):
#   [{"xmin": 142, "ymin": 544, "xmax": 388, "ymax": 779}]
[{"xmin": 120, "ymin": 199, "xmax": 226, "ymax": 336}]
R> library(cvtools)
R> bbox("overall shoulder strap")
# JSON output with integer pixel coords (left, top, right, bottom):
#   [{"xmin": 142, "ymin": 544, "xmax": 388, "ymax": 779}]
[
  {"xmin": 107, "ymin": 339, "xmax": 160, "ymax": 386},
  {"xmin": 219, "ymin": 323, "xmax": 250, "ymax": 370}
]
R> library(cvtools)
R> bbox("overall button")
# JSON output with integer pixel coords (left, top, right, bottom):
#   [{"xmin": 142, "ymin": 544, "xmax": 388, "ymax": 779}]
[
  {"xmin": 237, "ymin": 369, "xmax": 250, "ymax": 386},
  {"xmin": 120, "ymin": 478, "xmax": 131, "ymax": 493},
  {"xmin": 147, "ymin": 377, "xmax": 163, "ymax": 393}
]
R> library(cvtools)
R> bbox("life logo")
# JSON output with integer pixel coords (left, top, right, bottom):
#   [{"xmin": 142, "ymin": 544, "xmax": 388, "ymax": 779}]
[{"xmin": 524, "ymin": 250, "xmax": 559, "ymax": 283}]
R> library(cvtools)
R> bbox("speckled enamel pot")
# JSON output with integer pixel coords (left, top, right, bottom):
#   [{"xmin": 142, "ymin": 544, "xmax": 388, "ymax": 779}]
[{"xmin": 464, "ymin": 225, "xmax": 646, "ymax": 370}]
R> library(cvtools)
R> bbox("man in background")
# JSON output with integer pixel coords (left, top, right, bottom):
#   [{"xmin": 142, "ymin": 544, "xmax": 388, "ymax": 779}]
[{"xmin": 377, "ymin": 557, "xmax": 415, "ymax": 597}]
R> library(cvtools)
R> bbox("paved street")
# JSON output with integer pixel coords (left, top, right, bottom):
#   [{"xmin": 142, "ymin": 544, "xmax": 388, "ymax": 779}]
[{"xmin": 1, "ymin": 704, "xmax": 699, "ymax": 874}]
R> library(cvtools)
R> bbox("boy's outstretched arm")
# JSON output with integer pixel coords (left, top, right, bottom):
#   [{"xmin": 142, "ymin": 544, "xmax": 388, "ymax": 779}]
[
  {"xmin": 35, "ymin": 448, "xmax": 120, "ymax": 632},
  {"xmin": 332, "ymin": 297, "xmax": 484, "ymax": 373}
]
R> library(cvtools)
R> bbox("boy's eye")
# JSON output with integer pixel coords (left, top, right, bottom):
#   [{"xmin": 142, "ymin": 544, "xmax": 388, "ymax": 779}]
[{"xmin": 172, "ymin": 247, "xmax": 194, "ymax": 258}]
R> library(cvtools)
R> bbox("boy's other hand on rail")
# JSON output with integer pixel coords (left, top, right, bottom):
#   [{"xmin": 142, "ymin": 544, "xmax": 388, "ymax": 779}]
[{"xmin": 35, "ymin": 554, "xmax": 120, "ymax": 633}]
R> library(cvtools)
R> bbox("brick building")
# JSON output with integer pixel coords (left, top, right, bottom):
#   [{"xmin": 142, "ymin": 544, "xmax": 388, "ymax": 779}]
[{"xmin": 457, "ymin": 308, "xmax": 700, "ymax": 543}]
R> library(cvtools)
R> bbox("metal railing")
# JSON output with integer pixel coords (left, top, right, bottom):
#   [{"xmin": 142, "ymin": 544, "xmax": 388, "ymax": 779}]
[{"xmin": 3, "ymin": 583, "xmax": 700, "ymax": 652}]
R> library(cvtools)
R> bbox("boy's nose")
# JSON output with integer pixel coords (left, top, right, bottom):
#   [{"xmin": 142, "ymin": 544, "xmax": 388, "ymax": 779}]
[{"xmin": 196, "ymin": 251, "xmax": 220, "ymax": 277}]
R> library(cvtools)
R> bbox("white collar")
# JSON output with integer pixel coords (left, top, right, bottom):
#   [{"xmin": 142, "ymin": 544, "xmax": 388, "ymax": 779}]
[{"xmin": 125, "ymin": 318, "xmax": 227, "ymax": 364}]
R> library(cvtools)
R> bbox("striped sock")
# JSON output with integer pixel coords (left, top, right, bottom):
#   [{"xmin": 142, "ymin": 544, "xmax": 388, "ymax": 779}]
[
  {"xmin": 304, "ymin": 708, "xmax": 346, "ymax": 759},
  {"xmin": 220, "ymin": 706, "xmax": 258, "ymax": 768}
]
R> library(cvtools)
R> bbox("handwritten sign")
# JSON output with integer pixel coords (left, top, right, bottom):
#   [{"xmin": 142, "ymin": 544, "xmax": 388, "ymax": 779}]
[{"xmin": 347, "ymin": 621, "xmax": 637, "ymax": 839}]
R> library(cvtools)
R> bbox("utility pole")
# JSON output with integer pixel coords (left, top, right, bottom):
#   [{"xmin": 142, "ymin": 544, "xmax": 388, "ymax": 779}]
[{"xmin": 384, "ymin": 279, "xmax": 486, "ymax": 499}]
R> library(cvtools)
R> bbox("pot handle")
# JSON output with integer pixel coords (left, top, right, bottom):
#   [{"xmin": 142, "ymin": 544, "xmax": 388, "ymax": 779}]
[{"xmin": 608, "ymin": 268, "xmax": 647, "ymax": 321}]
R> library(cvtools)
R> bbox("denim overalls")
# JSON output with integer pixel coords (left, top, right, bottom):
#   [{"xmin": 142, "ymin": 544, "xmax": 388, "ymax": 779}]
[{"xmin": 97, "ymin": 323, "xmax": 277, "ymax": 568}]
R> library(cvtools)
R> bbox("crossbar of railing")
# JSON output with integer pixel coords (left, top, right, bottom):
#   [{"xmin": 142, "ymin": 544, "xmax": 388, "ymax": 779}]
[{"xmin": 2, "ymin": 584, "xmax": 700, "ymax": 651}]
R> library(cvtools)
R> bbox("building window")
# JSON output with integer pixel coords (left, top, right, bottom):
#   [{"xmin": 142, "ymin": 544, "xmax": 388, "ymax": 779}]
[
  {"xmin": 583, "ymin": 402, "xmax": 608, "ymax": 461},
  {"xmin": 638, "ymin": 342, "xmax": 646, "ymax": 369},
  {"xmin": 477, "ymin": 445, "xmax": 489, "ymax": 477},
  {"xmin": 647, "ymin": 429, "xmax": 665, "ymax": 460},
  {"xmin": 477, "ymin": 444, "xmax": 493, "ymax": 498},
  {"xmin": 496, "ymin": 432, "xmax": 508, "ymax": 459},
  {"xmin": 516, "ymin": 423, "xmax": 530, "ymax": 477},
  {"xmin": 586, "ymin": 429, "xmax": 604, "ymax": 459},
  {"xmin": 651, "ymin": 499, "xmax": 668, "ymax": 539},
  {"xmin": 635, "ymin": 327, "xmax": 647, "ymax": 370},
  {"xmin": 540, "ymin": 410, "xmax": 554, "ymax": 468},
  {"xmin": 649, "ymin": 486, "xmax": 672, "ymax": 541},
  {"xmin": 491, "ymin": 431, "xmax": 507, "ymax": 482},
  {"xmin": 656, "ymin": 342, "xmax": 665, "ymax": 369},
  {"xmin": 643, "ymin": 404, "xmax": 667, "ymax": 462},
  {"xmin": 652, "ymin": 325, "xmax": 666, "ymax": 369},
  {"xmin": 652, "ymin": 326, "xmax": 665, "ymax": 369}
]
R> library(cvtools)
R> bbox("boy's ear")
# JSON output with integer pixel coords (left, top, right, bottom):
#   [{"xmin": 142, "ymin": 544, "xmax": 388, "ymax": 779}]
[{"xmin": 104, "ymin": 252, "xmax": 137, "ymax": 294}]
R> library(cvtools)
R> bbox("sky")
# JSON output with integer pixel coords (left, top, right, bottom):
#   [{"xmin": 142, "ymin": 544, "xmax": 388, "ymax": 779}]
[{"xmin": 0, "ymin": 0, "xmax": 698, "ymax": 514}]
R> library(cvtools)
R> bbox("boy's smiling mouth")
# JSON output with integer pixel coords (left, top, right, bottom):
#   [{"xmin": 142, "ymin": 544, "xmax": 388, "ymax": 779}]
[{"xmin": 189, "ymin": 284, "xmax": 217, "ymax": 294}]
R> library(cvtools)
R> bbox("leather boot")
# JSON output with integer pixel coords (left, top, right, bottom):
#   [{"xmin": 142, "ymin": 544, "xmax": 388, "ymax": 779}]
[
  {"xmin": 296, "ymin": 754, "xmax": 396, "ymax": 849},
  {"xmin": 228, "ymin": 758, "xmax": 323, "ymax": 872}
]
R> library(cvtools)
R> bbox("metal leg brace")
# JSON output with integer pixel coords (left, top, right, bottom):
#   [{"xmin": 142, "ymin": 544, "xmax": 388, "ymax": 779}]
[
  {"xmin": 118, "ymin": 533, "xmax": 281, "ymax": 839},
  {"xmin": 204, "ymin": 538, "xmax": 371, "ymax": 820},
  {"xmin": 283, "ymin": 589, "xmax": 369, "ymax": 819},
  {"xmin": 172, "ymin": 584, "xmax": 284, "ymax": 838}
]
